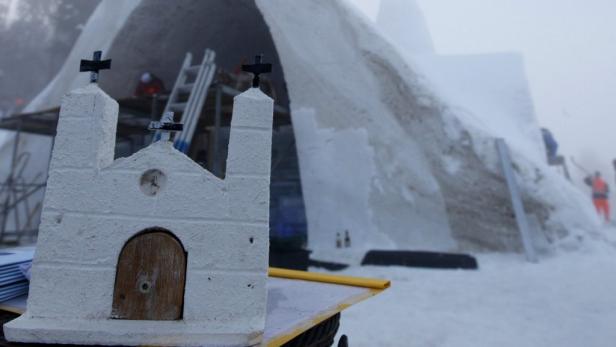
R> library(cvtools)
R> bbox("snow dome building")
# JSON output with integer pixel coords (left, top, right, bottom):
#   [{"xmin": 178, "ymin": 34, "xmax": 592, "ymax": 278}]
[{"xmin": 15, "ymin": 0, "xmax": 597, "ymax": 255}]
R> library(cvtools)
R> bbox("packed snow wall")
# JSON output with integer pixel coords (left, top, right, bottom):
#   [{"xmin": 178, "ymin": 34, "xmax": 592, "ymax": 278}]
[
  {"xmin": 373, "ymin": 0, "xmax": 599, "ymax": 248},
  {"xmin": 22, "ymin": 0, "xmax": 597, "ymax": 253},
  {"xmin": 256, "ymin": 0, "xmax": 598, "ymax": 251}
]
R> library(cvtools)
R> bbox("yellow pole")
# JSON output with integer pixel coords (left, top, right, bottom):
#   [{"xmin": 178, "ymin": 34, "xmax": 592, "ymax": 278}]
[{"xmin": 268, "ymin": 267, "xmax": 390, "ymax": 290}]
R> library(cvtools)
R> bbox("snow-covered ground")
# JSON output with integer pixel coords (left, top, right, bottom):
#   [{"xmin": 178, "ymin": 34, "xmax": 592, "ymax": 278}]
[{"xmin": 331, "ymin": 228, "xmax": 616, "ymax": 347}]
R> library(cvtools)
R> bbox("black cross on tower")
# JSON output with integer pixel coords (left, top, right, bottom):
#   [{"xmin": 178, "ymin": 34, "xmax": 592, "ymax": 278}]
[
  {"xmin": 79, "ymin": 50, "xmax": 111, "ymax": 83},
  {"xmin": 148, "ymin": 112, "xmax": 183, "ymax": 142},
  {"xmin": 242, "ymin": 54, "xmax": 272, "ymax": 88}
]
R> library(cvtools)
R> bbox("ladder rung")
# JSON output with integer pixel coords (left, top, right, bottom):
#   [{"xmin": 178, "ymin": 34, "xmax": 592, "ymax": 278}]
[
  {"xmin": 184, "ymin": 66, "xmax": 201, "ymax": 74},
  {"xmin": 177, "ymin": 83, "xmax": 195, "ymax": 92},
  {"xmin": 169, "ymin": 102, "xmax": 187, "ymax": 111}
]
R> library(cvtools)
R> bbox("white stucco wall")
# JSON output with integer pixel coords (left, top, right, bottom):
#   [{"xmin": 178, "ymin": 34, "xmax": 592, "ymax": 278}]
[{"xmin": 5, "ymin": 86, "xmax": 273, "ymax": 347}]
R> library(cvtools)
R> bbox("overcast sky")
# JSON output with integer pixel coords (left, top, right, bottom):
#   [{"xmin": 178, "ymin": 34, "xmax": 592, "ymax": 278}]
[{"xmin": 353, "ymin": 0, "xmax": 616, "ymax": 181}]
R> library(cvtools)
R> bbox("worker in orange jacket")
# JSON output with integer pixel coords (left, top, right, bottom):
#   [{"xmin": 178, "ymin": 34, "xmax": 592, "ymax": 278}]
[{"xmin": 585, "ymin": 172, "xmax": 610, "ymax": 222}]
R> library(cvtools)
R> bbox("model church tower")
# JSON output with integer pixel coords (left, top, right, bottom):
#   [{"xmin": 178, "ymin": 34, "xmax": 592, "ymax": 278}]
[{"xmin": 5, "ymin": 56, "xmax": 274, "ymax": 346}]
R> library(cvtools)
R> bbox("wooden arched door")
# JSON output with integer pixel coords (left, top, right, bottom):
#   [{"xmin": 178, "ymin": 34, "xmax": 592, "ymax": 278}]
[{"xmin": 111, "ymin": 229, "xmax": 187, "ymax": 320}]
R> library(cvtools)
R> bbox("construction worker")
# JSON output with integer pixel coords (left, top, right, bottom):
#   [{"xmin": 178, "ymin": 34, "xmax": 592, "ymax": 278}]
[
  {"xmin": 541, "ymin": 128, "xmax": 559, "ymax": 163},
  {"xmin": 585, "ymin": 171, "xmax": 610, "ymax": 222},
  {"xmin": 134, "ymin": 72, "xmax": 165, "ymax": 97}
]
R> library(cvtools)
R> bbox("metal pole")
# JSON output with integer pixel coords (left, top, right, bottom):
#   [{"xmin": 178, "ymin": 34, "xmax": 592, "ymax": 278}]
[
  {"xmin": 150, "ymin": 94, "xmax": 159, "ymax": 121},
  {"xmin": 496, "ymin": 138, "xmax": 538, "ymax": 263},
  {"xmin": 562, "ymin": 160, "xmax": 572, "ymax": 181},
  {"xmin": 213, "ymin": 84, "xmax": 222, "ymax": 176}
]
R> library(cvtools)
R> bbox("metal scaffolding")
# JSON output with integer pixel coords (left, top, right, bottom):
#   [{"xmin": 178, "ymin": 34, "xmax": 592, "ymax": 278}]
[
  {"xmin": 0, "ymin": 69, "xmax": 297, "ymax": 246},
  {"xmin": 0, "ymin": 119, "xmax": 49, "ymax": 244}
]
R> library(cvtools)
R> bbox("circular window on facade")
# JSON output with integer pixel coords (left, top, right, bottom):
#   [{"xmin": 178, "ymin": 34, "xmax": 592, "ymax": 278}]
[{"xmin": 139, "ymin": 169, "xmax": 167, "ymax": 196}]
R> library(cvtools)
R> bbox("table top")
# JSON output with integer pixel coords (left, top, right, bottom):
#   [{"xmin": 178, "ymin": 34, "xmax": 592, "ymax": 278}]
[{"xmin": 0, "ymin": 268, "xmax": 389, "ymax": 346}]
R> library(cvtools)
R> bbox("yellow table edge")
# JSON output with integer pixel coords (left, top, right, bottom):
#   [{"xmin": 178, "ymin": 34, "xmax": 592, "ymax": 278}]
[
  {"xmin": 0, "ymin": 304, "xmax": 23, "ymax": 315},
  {"xmin": 268, "ymin": 267, "xmax": 391, "ymax": 290},
  {"xmin": 265, "ymin": 268, "xmax": 390, "ymax": 346},
  {"xmin": 0, "ymin": 268, "xmax": 391, "ymax": 346}
]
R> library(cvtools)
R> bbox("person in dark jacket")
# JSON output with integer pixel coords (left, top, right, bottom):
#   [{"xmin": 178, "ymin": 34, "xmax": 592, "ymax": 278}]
[{"xmin": 541, "ymin": 128, "xmax": 558, "ymax": 162}]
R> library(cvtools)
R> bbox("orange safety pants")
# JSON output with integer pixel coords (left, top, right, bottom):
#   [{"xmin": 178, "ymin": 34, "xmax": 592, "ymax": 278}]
[{"xmin": 593, "ymin": 198, "xmax": 610, "ymax": 222}]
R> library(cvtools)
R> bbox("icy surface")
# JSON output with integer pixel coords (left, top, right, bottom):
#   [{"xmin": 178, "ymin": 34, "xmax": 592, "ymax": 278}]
[{"xmin": 331, "ymin": 230, "xmax": 616, "ymax": 346}]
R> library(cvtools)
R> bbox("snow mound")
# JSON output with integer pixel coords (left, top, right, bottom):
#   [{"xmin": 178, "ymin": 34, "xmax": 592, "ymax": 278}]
[
  {"xmin": 332, "ymin": 247, "xmax": 616, "ymax": 347},
  {"xmin": 21, "ymin": 0, "xmax": 599, "ymax": 253},
  {"xmin": 258, "ymin": 0, "xmax": 598, "ymax": 251}
]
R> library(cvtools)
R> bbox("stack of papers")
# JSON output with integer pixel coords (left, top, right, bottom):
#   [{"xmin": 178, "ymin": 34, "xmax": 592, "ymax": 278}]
[{"xmin": 0, "ymin": 248, "xmax": 34, "ymax": 302}]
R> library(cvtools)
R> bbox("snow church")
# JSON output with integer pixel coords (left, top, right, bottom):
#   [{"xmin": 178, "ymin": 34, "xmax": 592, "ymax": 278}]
[{"xmin": 5, "ymin": 78, "xmax": 274, "ymax": 345}]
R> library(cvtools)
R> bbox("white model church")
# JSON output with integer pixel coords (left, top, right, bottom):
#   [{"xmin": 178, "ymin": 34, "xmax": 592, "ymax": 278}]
[{"xmin": 5, "ymin": 82, "xmax": 273, "ymax": 346}]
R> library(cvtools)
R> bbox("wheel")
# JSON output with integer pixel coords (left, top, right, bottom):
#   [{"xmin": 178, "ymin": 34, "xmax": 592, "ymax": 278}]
[{"xmin": 282, "ymin": 313, "xmax": 341, "ymax": 347}]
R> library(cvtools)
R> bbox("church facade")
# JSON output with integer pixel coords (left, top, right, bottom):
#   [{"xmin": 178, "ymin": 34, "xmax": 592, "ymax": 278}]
[{"xmin": 5, "ymin": 84, "xmax": 273, "ymax": 346}]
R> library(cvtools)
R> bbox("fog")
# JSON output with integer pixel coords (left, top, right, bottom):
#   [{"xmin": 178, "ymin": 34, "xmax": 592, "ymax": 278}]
[
  {"xmin": 352, "ymin": 0, "xmax": 616, "ymax": 190},
  {"xmin": 3, "ymin": 0, "xmax": 614, "ymax": 185},
  {"xmin": 415, "ymin": 0, "xmax": 616, "ymax": 188},
  {"xmin": 0, "ymin": 0, "xmax": 98, "ymax": 115}
]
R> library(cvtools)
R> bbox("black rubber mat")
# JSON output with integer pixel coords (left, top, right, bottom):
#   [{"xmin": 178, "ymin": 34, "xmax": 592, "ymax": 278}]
[{"xmin": 361, "ymin": 250, "xmax": 478, "ymax": 269}]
